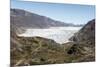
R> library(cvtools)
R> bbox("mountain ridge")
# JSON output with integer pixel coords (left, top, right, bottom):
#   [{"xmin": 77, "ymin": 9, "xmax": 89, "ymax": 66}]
[{"xmin": 11, "ymin": 9, "xmax": 83, "ymax": 29}]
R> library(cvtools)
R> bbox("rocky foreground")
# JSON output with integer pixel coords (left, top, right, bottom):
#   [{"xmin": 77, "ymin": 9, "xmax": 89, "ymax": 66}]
[{"xmin": 10, "ymin": 19, "xmax": 95, "ymax": 66}]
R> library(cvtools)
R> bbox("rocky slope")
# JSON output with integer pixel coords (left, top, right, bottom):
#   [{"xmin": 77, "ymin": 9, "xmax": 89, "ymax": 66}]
[
  {"xmin": 70, "ymin": 19, "xmax": 95, "ymax": 43},
  {"xmin": 10, "ymin": 8, "xmax": 83, "ymax": 34},
  {"xmin": 10, "ymin": 17, "xmax": 95, "ymax": 66},
  {"xmin": 11, "ymin": 9, "xmax": 78, "ymax": 29},
  {"xmin": 11, "ymin": 24, "xmax": 68, "ymax": 66},
  {"xmin": 11, "ymin": 36, "xmax": 68, "ymax": 66},
  {"xmin": 66, "ymin": 19, "xmax": 95, "ymax": 62}
]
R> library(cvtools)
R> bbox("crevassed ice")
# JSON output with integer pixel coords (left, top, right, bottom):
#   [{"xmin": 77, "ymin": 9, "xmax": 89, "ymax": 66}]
[{"xmin": 18, "ymin": 27, "xmax": 81, "ymax": 44}]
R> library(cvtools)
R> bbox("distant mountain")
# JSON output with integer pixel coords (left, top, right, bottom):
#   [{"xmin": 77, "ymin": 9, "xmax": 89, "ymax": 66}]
[
  {"xmin": 10, "ymin": 9, "xmax": 82, "ymax": 29},
  {"xmin": 11, "ymin": 9, "xmax": 65, "ymax": 28}
]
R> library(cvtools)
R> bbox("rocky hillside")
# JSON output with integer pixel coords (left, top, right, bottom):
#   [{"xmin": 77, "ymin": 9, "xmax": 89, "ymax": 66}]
[
  {"xmin": 67, "ymin": 19, "xmax": 95, "ymax": 62},
  {"xmin": 70, "ymin": 19, "xmax": 95, "ymax": 43},
  {"xmin": 10, "ymin": 36, "xmax": 68, "ymax": 66},
  {"xmin": 11, "ymin": 9, "xmax": 77, "ymax": 28},
  {"xmin": 10, "ymin": 17, "xmax": 95, "ymax": 66},
  {"xmin": 11, "ymin": 24, "xmax": 68, "ymax": 66},
  {"xmin": 10, "ymin": 9, "xmax": 83, "ymax": 34}
]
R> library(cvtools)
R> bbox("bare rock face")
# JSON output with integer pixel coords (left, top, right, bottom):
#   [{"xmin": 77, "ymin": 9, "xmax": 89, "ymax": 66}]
[
  {"xmin": 69, "ymin": 19, "xmax": 95, "ymax": 48},
  {"xmin": 70, "ymin": 19, "xmax": 95, "ymax": 43},
  {"xmin": 11, "ymin": 9, "xmax": 83, "ymax": 29},
  {"xmin": 67, "ymin": 19, "xmax": 95, "ymax": 62}
]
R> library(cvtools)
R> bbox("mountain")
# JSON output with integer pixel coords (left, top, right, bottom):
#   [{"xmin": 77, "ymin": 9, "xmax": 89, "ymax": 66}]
[
  {"xmin": 66, "ymin": 19, "xmax": 95, "ymax": 62},
  {"xmin": 10, "ymin": 8, "xmax": 95, "ymax": 66},
  {"xmin": 69, "ymin": 19, "xmax": 95, "ymax": 47},
  {"xmin": 11, "ymin": 9, "xmax": 76, "ymax": 28},
  {"xmin": 10, "ymin": 19, "xmax": 95, "ymax": 66},
  {"xmin": 10, "ymin": 9, "xmax": 83, "ymax": 34}
]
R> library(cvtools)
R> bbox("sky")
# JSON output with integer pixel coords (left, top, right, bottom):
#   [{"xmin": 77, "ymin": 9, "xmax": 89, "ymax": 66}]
[{"xmin": 11, "ymin": 0, "xmax": 95, "ymax": 24}]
